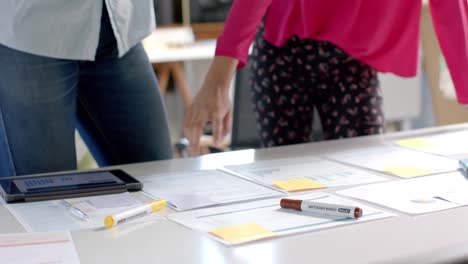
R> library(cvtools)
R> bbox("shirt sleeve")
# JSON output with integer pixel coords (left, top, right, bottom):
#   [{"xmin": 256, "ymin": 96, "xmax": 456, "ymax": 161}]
[
  {"xmin": 429, "ymin": 0, "xmax": 468, "ymax": 104},
  {"xmin": 215, "ymin": 0, "xmax": 273, "ymax": 68}
]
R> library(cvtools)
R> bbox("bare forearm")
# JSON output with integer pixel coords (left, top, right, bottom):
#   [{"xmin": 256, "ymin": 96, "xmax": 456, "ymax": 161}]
[{"xmin": 204, "ymin": 56, "xmax": 239, "ymax": 94}]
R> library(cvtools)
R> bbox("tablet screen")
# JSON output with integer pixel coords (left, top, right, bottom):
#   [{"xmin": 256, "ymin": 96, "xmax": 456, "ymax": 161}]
[{"xmin": 11, "ymin": 172, "xmax": 124, "ymax": 193}]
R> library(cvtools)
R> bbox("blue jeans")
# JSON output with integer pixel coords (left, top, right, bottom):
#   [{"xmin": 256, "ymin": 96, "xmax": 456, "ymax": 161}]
[{"xmin": 0, "ymin": 9, "xmax": 172, "ymax": 177}]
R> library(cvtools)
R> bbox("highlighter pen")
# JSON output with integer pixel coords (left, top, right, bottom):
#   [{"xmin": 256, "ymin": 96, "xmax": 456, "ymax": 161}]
[
  {"xmin": 280, "ymin": 198, "xmax": 363, "ymax": 219},
  {"xmin": 104, "ymin": 199, "xmax": 166, "ymax": 228}
]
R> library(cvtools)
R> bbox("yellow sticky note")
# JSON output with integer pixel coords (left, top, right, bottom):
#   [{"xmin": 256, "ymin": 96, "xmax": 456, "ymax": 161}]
[
  {"xmin": 384, "ymin": 166, "xmax": 434, "ymax": 178},
  {"xmin": 396, "ymin": 138, "xmax": 435, "ymax": 150},
  {"xmin": 272, "ymin": 178, "xmax": 325, "ymax": 192},
  {"xmin": 209, "ymin": 223, "xmax": 276, "ymax": 244}
]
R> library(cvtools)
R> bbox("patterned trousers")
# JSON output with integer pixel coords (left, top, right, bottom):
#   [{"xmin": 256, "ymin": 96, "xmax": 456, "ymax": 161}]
[{"xmin": 250, "ymin": 32, "xmax": 384, "ymax": 147}]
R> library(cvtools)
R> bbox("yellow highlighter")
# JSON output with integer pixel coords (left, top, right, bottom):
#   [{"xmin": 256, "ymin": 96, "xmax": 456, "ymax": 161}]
[{"xmin": 104, "ymin": 199, "xmax": 166, "ymax": 228}]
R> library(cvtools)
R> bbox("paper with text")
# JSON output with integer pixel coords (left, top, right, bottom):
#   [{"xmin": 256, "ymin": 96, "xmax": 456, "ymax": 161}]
[
  {"xmin": 224, "ymin": 157, "xmax": 387, "ymax": 190},
  {"xmin": 325, "ymin": 146, "xmax": 458, "ymax": 178},
  {"xmin": 6, "ymin": 192, "xmax": 162, "ymax": 232},
  {"xmin": 140, "ymin": 170, "xmax": 285, "ymax": 211},
  {"xmin": 168, "ymin": 192, "xmax": 394, "ymax": 245},
  {"xmin": 338, "ymin": 172, "xmax": 468, "ymax": 214},
  {"xmin": 0, "ymin": 231, "xmax": 80, "ymax": 264}
]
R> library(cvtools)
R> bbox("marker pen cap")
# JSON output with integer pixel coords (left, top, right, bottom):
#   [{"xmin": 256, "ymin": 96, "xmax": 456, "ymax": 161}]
[
  {"xmin": 280, "ymin": 199, "xmax": 302, "ymax": 211},
  {"xmin": 149, "ymin": 199, "xmax": 166, "ymax": 212},
  {"xmin": 104, "ymin": 215, "xmax": 115, "ymax": 228},
  {"xmin": 354, "ymin": 207, "xmax": 363, "ymax": 218}
]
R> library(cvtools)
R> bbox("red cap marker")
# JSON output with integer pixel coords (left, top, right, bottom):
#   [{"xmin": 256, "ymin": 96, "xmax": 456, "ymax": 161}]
[{"xmin": 280, "ymin": 198, "xmax": 363, "ymax": 219}]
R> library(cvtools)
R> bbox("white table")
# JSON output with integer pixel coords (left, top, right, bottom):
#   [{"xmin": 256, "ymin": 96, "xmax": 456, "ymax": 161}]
[
  {"xmin": 2, "ymin": 123, "xmax": 468, "ymax": 263},
  {"xmin": 144, "ymin": 39, "xmax": 216, "ymax": 64}
]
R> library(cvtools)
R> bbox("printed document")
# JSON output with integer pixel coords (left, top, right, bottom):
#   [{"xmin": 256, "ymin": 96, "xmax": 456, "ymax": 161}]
[
  {"xmin": 325, "ymin": 146, "xmax": 458, "ymax": 178},
  {"xmin": 338, "ymin": 171, "xmax": 468, "ymax": 214},
  {"xmin": 395, "ymin": 130, "xmax": 468, "ymax": 156},
  {"xmin": 168, "ymin": 192, "xmax": 394, "ymax": 245},
  {"xmin": 140, "ymin": 170, "xmax": 285, "ymax": 211},
  {"xmin": 6, "ymin": 192, "xmax": 162, "ymax": 232},
  {"xmin": 224, "ymin": 157, "xmax": 387, "ymax": 190}
]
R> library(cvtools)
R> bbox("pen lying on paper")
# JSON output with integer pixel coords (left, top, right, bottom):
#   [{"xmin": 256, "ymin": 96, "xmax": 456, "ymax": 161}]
[
  {"xmin": 280, "ymin": 198, "xmax": 363, "ymax": 219},
  {"xmin": 61, "ymin": 200, "xmax": 90, "ymax": 222},
  {"xmin": 104, "ymin": 199, "xmax": 166, "ymax": 228}
]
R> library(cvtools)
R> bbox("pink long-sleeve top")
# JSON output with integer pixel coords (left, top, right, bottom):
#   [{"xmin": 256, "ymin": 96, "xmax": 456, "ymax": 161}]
[{"xmin": 215, "ymin": 0, "xmax": 468, "ymax": 104}]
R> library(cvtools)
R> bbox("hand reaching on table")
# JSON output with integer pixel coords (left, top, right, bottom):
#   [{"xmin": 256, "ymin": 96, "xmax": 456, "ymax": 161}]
[{"xmin": 184, "ymin": 56, "xmax": 238, "ymax": 156}]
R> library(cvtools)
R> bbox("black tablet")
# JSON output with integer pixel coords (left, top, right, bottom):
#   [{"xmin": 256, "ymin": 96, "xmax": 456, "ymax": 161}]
[{"xmin": 0, "ymin": 169, "xmax": 142, "ymax": 203}]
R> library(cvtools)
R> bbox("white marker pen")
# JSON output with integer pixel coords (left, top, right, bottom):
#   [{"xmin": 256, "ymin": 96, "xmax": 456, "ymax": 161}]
[
  {"xmin": 280, "ymin": 198, "xmax": 363, "ymax": 219},
  {"xmin": 104, "ymin": 199, "xmax": 166, "ymax": 228}
]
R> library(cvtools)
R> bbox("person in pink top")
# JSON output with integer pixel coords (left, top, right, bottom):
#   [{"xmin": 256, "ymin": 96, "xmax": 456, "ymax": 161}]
[{"xmin": 184, "ymin": 0, "xmax": 468, "ymax": 155}]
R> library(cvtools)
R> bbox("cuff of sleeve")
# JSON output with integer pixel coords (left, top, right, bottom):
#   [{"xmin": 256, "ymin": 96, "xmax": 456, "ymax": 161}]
[{"xmin": 215, "ymin": 46, "xmax": 247, "ymax": 69}]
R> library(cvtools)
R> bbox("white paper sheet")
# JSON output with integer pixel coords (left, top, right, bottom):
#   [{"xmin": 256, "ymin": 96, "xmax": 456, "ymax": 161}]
[
  {"xmin": 140, "ymin": 170, "xmax": 285, "ymax": 211},
  {"xmin": 224, "ymin": 156, "xmax": 387, "ymax": 189},
  {"xmin": 337, "ymin": 172, "xmax": 468, "ymax": 214},
  {"xmin": 325, "ymin": 146, "xmax": 458, "ymax": 177},
  {"xmin": 0, "ymin": 231, "xmax": 80, "ymax": 264},
  {"xmin": 168, "ymin": 192, "xmax": 394, "ymax": 245},
  {"xmin": 6, "ymin": 192, "xmax": 163, "ymax": 232},
  {"xmin": 394, "ymin": 130, "xmax": 468, "ymax": 156}
]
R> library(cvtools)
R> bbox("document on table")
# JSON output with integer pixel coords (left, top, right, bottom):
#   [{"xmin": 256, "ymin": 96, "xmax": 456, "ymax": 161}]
[
  {"xmin": 0, "ymin": 231, "xmax": 80, "ymax": 264},
  {"xmin": 168, "ymin": 192, "xmax": 394, "ymax": 245},
  {"xmin": 325, "ymin": 146, "xmax": 458, "ymax": 178},
  {"xmin": 223, "ymin": 157, "xmax": 387, "ymax": 192},
  {"xmin": 394, "ymin": 130, "xmax": 468, "ymax": 156},
  {"xmin": 140, "ymin": 170, "xmax": 285, "ymax": 211},
  {"xmin": 337, "ymin": 171, "xmax": 468, "ymax": 214},
  {"xmin": 6, "ymin": 192, "xmax": 163, "ymax": 232}
]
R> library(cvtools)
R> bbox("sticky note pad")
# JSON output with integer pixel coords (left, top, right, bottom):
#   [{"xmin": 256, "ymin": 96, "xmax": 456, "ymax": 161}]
[
  {"xmin": 272, "ymin": 178, "xmax": 325, "ymax": 192},
  {"xmin": 396, "ymin": 138, "xmax": 435, "ymax": 150},
  {"xmin": 384, "ymin": 166, "xmax": 434, "ymax": 178},
  {"xmin": 209, "ymin": 223, "xmax": 276, "ymax": 244}
]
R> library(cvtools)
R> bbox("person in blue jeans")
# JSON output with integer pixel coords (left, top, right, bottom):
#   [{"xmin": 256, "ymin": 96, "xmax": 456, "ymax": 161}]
[{"xmin": 0, "ymin": 2, "xmax": 173, "ymax": 177}]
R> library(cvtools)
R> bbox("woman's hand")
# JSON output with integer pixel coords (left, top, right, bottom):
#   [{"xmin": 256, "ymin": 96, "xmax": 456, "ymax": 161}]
[{"xmin": 184, "ymin": 56, "xmax": 238, "ymax": 156}]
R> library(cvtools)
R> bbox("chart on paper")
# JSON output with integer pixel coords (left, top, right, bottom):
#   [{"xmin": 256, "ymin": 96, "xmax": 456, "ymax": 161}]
[
  {"xmin": 325, "ymin": 146, "xmax": 458, "ymax": 178},
  {"xmin": 224, "ymin": 156, "xmax": 387, "ymax": 192},
  {"xmin": 140, "ymin": 170, "xmax": 285, "ymax": 211}
]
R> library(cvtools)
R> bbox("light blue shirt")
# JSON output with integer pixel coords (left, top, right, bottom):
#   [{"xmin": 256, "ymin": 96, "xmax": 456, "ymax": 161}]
[{"xmin": 0, "ymin": 0, "xmax": 155, "ymax": 60}]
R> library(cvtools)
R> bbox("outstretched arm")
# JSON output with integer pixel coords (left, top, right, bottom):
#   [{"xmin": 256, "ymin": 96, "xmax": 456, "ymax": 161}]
[{"xmin": 184, "ymin": 0, "xmax": 272, "ymax": 156}]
